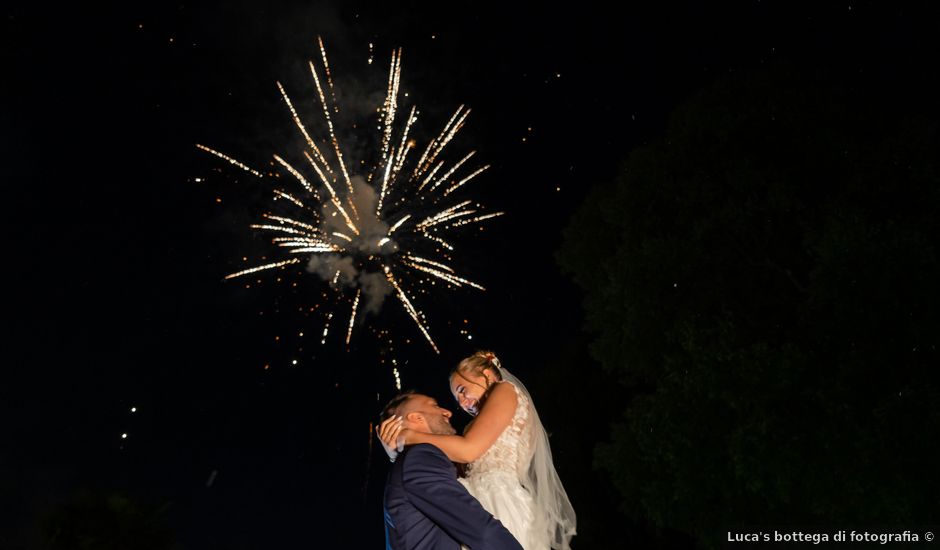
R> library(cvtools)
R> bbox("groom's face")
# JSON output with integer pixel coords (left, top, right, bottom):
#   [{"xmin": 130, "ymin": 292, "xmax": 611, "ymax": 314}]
[{"xmin": 404, "ymin": 395, "xmax": 456, "ymax": 436}]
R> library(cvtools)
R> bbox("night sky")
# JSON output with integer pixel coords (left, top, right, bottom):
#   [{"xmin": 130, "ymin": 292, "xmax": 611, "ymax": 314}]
[{"xmin": 5, "ymin": 2, "xmax": 938, "ymax": 549}]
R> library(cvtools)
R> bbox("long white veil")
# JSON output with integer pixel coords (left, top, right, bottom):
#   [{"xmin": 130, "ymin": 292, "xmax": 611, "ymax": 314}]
[{"xmin": 499, "ymin": 366, "xmax": 577, "ymax": 550}]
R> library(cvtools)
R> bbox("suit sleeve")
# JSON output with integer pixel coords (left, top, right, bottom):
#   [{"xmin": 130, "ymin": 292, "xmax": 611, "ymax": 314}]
[{"xmin": 402, "ymin": 444, "xmax": 522, "ymax": 550}]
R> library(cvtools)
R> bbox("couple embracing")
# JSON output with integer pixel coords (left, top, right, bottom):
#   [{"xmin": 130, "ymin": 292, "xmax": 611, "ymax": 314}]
[{"xmin": 378, "ymin": 351, "xmax": 577, "ymax": 550}]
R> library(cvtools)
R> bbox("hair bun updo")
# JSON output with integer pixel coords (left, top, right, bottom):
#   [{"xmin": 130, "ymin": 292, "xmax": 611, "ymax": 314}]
[
  {"xmin": 480, "ymin": 351, "xmax": 501, "ymax": 369},
  {"xmin": 453, "ymin": 350, "xmax": 504, "ymax": 382}
]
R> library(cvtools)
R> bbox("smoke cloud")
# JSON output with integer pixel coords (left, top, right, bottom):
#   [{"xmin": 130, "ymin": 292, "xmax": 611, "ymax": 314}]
[{"xmin": 306, "ymin": 175, "xmax": 397, "ymax": 316}]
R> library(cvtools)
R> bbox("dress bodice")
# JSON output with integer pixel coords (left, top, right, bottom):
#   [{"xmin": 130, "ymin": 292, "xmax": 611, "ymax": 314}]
[{"xmin": 464, "ymin": 380, "xmax": 535, "ymax": 481}]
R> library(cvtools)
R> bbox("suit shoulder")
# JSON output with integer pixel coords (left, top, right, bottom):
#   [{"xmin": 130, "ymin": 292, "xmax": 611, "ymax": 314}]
[
  {"xmin": 400, "ymin": 443, "xmax": 450, "ymax": 473},
  {"xmin": 403, "ymin": 443, "xmax": 446, "ymax": 461}
]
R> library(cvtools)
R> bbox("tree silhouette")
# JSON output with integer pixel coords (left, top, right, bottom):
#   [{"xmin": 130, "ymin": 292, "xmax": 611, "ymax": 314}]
[
  {"xmin": 38, "ymin": 489, "xmax": 177, "ymax": 550},
  {"xmin": 558, "ymin": 66, "xmax": 939, "ymax": 548}
]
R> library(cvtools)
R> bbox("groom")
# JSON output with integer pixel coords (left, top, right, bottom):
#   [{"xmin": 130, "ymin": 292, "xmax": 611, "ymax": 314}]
[{"xmin": 380, "ymin": 391, "xmax": 522, "ymax": 550}]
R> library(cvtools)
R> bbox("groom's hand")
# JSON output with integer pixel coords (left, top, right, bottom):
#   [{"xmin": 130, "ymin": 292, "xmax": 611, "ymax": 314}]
[{"xmin": 377, "ymin": 415, "xmax": 404, "ymax": 462}]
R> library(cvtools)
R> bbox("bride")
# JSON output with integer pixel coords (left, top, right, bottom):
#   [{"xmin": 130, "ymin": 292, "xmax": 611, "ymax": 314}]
[{"xmin": 378, "ymin": 351, "xmax": 576, "ymax": 550}]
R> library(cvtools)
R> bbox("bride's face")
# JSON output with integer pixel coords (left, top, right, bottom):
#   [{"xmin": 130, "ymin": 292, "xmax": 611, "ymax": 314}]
[{"xmin": 449, "ymin": 368, "xmax": 493, "ymax": 416}]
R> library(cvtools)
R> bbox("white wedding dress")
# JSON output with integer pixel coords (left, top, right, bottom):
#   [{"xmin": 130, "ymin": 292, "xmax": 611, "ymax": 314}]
[{"xmin": 459, "ymin": 379, "xmax": 551, "ymax": 550}]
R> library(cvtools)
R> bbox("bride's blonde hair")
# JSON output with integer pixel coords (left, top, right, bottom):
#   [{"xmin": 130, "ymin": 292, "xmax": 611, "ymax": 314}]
[{"xmin": 452, "ymin": 350, "xmax": 503, "ymax": 381}]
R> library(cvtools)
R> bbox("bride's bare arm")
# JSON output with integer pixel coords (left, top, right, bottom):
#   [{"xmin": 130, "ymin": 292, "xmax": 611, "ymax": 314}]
[{"xmin": 408, "ymin": 382, "xmax": 517, "ymax": 463}]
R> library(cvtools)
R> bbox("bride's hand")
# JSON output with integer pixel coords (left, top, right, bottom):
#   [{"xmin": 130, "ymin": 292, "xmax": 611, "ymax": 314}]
[{"xmin": 376, "ymin": 415, "xmax": 404, "ymax": 462}]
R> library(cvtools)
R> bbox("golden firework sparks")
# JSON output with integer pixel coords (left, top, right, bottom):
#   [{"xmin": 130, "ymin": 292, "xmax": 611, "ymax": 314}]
[
  {"xmin": 277, "ymin": 83, "xmax": 316, "ymax": 154},
  {"xmin": 273, "ymin": 189, "xmax": 307, "ymax": 208},
  {"xmin": 445, "ymin": 211, "xmax": 506, "ymax": 229},
  {"xmin": 249, "ymin": 224, "xmax": 309, "ymax": 236},
  {"xmin": 321, "ymin": 312, "xmax": 333, "ymax": 344},
  {"xmin": 308, "ymin": 60, "xmax": 356, "ymax": 208},
  {"xmin": 272, "ymin": 154, "xmax": 316, "ymax": 195},
  {"xmin": 317, "ymin": 36, "xmax": 339, "ymax": 113},
  {"xmin": 417, "ymin": 200, "xmax": 473, "ymax": 230},
  {"xmin": 426, "ymin": 151, "xmax": 476, "ymax": 193},
  {"xmin": 262, "ymin": 214, "xmax": 319, "ymax": 233},
  {"xmin": 300, "ymin": 151, "xmax": 359, "ymax": 235},
  {"xmin": 376, "ymin": 146, "xmax": 395, "ymax": 215},
  {"xmin": 393, "ymin": 106, "xmax": 418, "ymax": 176},
  {"xmin": 195, "ymin": 144, "xmax": 265, "ymax": 178},
  {"xmin": 418, "ymin": 107, "xmax": 471, "ymax": 181},
  {"xmin": 199, "ymin": 38, "xmax": 503, "ymax": 352},
  {"xmin": 420, "ymin": 231, "xmax": 454, "ymax": 251},
  {"xmin": 442, "ymin": 165, "xmax": 491, "ymax": 197},
  {"xmin": 405, "ymin": 255, "xmax": 455, "ymax": 273},
  {"xmin": 403, "ymin": 260, "xmax": 485, "ymax": 290},
  {"xmin": 383, "ymin": 265, "xmax": 439, "ymax": 353},
  {"xmin": 346, "ymin": 289, "xmax": 361, "ymax": 345},
  {"xmin": 418, "ymin": 160, "xmax": 446, "ymax": 193},
  {"xmin": 387, "ymin": 214, "xmax": 411, "ymax": 236},
  {"xmin": 412, "ymin": 105, "xmax": 465, "ymax": 180},
  {"xmin": 224, "ymin": 258, "xmax": 302, "ymax": 280}
]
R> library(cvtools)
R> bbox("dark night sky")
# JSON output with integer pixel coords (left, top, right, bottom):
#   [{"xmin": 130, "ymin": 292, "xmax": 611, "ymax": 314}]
[{"xmin": 4, "ymin": 2, "xmax": 938, "ymax": 548}]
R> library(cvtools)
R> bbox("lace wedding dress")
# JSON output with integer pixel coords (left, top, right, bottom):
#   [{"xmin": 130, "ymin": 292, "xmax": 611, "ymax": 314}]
[{"xmin": 458, "ymin": 374, "xmax": 575, "ymax": 550}]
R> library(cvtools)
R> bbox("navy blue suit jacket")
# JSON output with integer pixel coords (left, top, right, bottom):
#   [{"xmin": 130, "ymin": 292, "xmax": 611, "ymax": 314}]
[{"xmin": 383, "ymin": 443, "xmax": 522, "ymax": 550}]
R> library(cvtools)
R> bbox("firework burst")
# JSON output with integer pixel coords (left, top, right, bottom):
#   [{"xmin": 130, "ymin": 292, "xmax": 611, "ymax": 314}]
[{"xmin": 198, "ymin": 39, "xmax": 503, "ymax": 353}]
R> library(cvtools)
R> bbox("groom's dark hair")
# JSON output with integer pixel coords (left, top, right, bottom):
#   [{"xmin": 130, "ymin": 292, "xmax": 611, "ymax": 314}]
[{"xmin": 380, "ymin": 390, "xmax": 418, "ymax": 422}]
